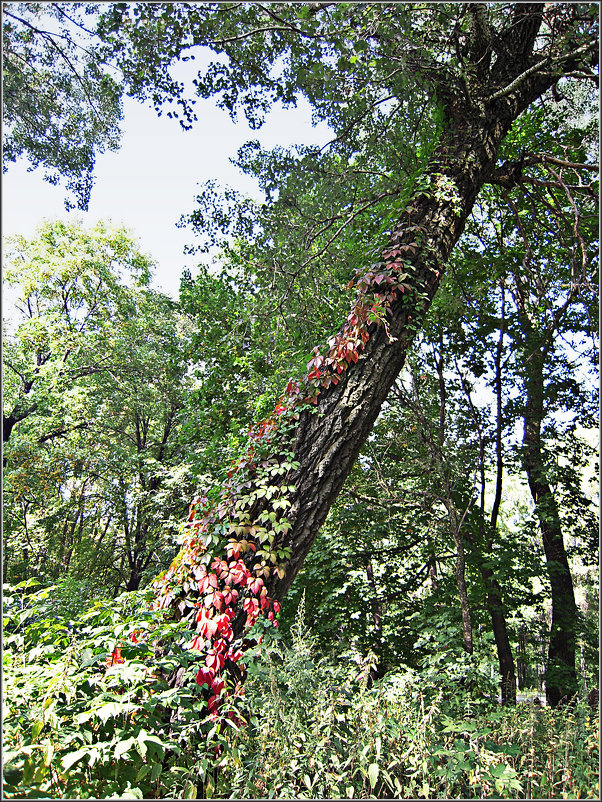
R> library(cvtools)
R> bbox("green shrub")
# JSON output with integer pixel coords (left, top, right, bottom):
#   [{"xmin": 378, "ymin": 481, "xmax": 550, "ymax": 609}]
[
  {"xmin": 2, "ymin": 579, "xmax": 245, "ymax": 799},
  {"xmin": 220, "ymin": 607, "xmax": 599, "ymax": 799}
]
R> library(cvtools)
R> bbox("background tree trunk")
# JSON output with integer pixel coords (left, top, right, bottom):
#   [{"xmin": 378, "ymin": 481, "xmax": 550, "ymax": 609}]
[{"xmin": 523, "ymin": 353, "xmax": 579, "ymax": 707}]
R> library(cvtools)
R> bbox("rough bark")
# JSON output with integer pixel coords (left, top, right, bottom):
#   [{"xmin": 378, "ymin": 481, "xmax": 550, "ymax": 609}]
[{"xmin": 157, "ymin": 5, "xmax": 596, "ymax": 668}]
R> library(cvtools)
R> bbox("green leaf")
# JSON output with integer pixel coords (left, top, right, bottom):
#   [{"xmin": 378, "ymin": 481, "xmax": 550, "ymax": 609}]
[
  {"xmin": 114, "ymin": 737, "xmax": 137, "ymax": 759},
  {"xmin": 95, "ymin": 701, "xmax": 132, "ymax": 723},
  {"xmin": 120, "ymin": 789, "xmax": 143, "ymax": 800},
  {"xmin": 183, "ymin": 781, "xmax": 197, "ymax": 798},
  {"xmin": 62, "ymin": 748, "xmax": 88, "ymax": 771},
  {"xmin": 368, "ymin": 762, "xmax": 379, "ymax": 789},
  {"xmin": 23, "ymin": 757, "xmax": 35, "ymax": 784},
  {"xmin": 135, "ymin": 764, "xmax": 151, "ymax": 782},
  {"xmin": 42, "ymin": 740, "xmax": 54, "ymax": 766},
  {"xmin": 135, "ymin": 734, "xmax": 148, "ymax": 760}
]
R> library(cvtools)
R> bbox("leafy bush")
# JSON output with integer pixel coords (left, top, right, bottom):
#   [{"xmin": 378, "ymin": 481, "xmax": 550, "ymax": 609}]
[
  {"xmin": 3, "ymin": 579, "xmax": 246, "ymax": 799},
  {"xmin": 219, "ymin": 605, "xmax": 598, "ymax": 799},
  {"xmin": 211, "ymin": 600, "xmax": 599, "ymax": 799}
]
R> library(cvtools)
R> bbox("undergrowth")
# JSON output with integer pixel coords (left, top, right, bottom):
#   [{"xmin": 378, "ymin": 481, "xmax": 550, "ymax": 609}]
[{"xmin": 3, "ymin": 580, "xmax": 599, "ymax": 799}]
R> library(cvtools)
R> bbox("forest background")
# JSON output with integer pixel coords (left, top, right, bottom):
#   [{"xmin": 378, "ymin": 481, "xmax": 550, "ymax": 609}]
[{"xmin": 2, "ymin": 2, "xmax": 600, "ymax": 799}]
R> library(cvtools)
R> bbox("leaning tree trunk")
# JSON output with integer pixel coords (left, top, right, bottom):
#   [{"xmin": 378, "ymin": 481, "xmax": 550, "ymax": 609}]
[
  {"xmin": 523, "ymin": 353, "xmax": 579, "ymax": 707},
  {"xmin": 152, "ymin": 7, "xmax": 586, "ymax": 692},
  {"xmin": 271, "ymin": 91, "xmax": 555, "ymax": 605}
]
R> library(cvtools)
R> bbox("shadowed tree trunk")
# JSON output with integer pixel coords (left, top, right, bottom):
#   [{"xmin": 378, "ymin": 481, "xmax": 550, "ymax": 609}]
[{"xmin": 523, "ymin": 350, "xmax": 579, "ymax": 707}]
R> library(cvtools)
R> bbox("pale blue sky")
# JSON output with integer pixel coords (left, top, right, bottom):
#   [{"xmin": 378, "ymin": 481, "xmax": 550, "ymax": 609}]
[{"xmin": 3, "ymin": 88, "xmax": 331, "ymax": 299}]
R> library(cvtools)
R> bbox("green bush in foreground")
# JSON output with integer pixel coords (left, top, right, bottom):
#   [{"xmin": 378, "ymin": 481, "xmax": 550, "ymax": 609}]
[{"xmin": 3, "ymin": 581, "xmax": 599, "ymax": 799}]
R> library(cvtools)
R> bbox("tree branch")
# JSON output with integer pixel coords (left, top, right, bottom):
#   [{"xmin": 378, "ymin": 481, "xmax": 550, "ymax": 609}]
[{"xmin": 486, "ymin": 40, "xmax": 598, "ymax": 103}]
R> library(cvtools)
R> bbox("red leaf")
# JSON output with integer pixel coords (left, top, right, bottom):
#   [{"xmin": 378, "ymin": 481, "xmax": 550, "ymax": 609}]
[
  {"xmin": 196, "ymin": 666, "xmax": 214, "ymax": 688},
  {"xmin": 206, "ymin": 651, "xmax": 225, "ymax": 672},
  {"xmin": 197, "ymin": 609, "xmax": 218, "ymax": 639},
  {"xmin": 106, "ymin": 645, "xmax": 125, "ymax": 666},
  {"xmin": 243, "ymin": 597, "xmax": 259, "ymax": 614},
  {"xmin": 246, "ymin": 576, "xmax": 264, "ymax": 595}
]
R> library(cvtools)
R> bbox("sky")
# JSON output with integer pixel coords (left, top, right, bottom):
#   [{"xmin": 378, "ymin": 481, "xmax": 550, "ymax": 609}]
[{"xmin": 2, "ymin": 85, "xmax": 331, "ymax": 301}]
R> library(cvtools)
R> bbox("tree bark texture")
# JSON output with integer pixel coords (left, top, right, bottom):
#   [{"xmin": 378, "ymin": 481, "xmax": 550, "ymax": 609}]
[{"xmin": 156, "ymin": 5, "xmax": 595, "ymax": 668}]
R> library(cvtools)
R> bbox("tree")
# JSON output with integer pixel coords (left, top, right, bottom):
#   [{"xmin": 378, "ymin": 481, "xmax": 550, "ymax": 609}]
[
  {"xmin": 499, "ymin": 170, "xmax": 596, "ymax": 706},
  {"xmin": 3, "ymin": 221, "xmax": 196, "ymax": 591},
  {"xmin": 4, "ymin": 4, "xmax": 597, "ymax": 707},
  {"xmin": 129, "ymin": 3, "xmax": 597, "ymax": 692},
  {"xmin": 3, "ymin": 219, "xmax": 152, "ymax": 445},
  {"xmin": 390, "ymin": 333, "xmax": 522, "ymax": 704},
  {"xmin": 2, "ymin": 2, "xmax": 123, "ymax": 209},
  {"xmin": 415, "ymin": 84, "xmax": 598, "ymax": 704}
]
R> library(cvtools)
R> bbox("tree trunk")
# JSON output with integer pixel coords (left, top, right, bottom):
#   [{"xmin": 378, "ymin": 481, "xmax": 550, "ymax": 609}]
[
  {"xmin": 127, "ymin": 565, "xmax": 141, "ymax": 592},
  {"xmin": 523, "ymin": 353, "xmax": 578, "ymax": 707},
  {"xmin": 482, "ymin": 567, "xmax": 516, "ymax": 704},
  {"xmin": 451, "ymin": 517, "xmax": 474, "ymax": 656},
  {"xmin": 481, "ymin": 306, "xmax": 517, "ymax": 705},
  {"xmin": 273, "ymin": 92, "xmax": 548, "ymax": 607}
]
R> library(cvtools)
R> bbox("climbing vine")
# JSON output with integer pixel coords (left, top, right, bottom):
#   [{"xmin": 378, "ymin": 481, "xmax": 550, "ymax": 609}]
[{"xmin": 145, "ymin": 240, "xmax": 420, "ymax": 718}]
